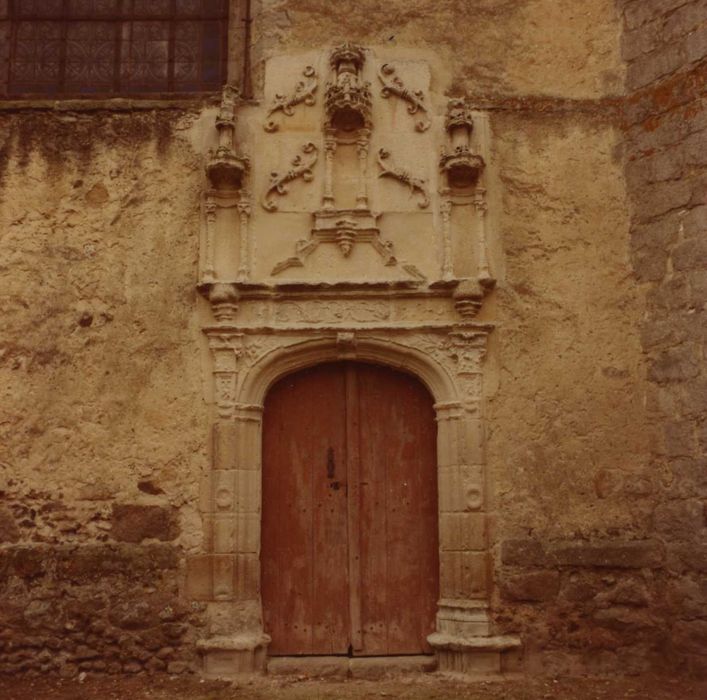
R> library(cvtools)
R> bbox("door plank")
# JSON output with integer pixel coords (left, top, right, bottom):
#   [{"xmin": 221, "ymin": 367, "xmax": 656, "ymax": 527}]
[
  {"xmin": 356, "ymin": 364, "xmax": 439, "ymax": 655},
  {"xmin": 262, "ymin": 364, "xmax": 350, "ymax": 655},
  {"xmin": 345, "ymin": 364, "xmax": 364, "ymax": 652}
]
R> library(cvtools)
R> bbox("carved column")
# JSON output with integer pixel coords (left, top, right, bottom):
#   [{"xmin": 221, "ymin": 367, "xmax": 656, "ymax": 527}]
[
  {"xmin": 356, "ymin": 128, "xmax": 370, "ymax": 210},
  {"xmin": 203, "ymin": 197, "xmax": 217, "ymax": 282},
  {"xmin": 473, "ymin": 187, "xmax": 491, "ymax": 283},
  {"xmin": 440, "ymin": 195, "xmax": 454, "ymax": 280},
  {"xmin": 189, "ymin": 322, "xmax": 270, "ymax": 677},
  {"xmin": 429, "ymin": 329, "xmax": 519, "ymax": 673},
  {"xmin": 236, "ymin": 195, "xmax": 252, "ymax": 282},
  {"xmin": 323, "ymin": 129, "xmax": 337, "ymax": 210}
]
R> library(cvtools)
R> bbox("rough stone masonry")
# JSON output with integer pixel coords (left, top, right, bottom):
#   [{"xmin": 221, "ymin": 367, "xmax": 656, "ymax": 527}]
[{"xmin": 0, "ymin": 0, "xmax": 705, "ymax": 680}]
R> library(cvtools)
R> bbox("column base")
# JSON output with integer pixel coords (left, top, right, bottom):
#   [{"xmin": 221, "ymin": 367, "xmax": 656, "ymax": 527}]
[
  {"xmin": 428, "ymin": 633, "xmax": 522, "ymax": 676},
  {"xmin": 197, "ymin": 633, "xmax": 271, "ymax": 678}
]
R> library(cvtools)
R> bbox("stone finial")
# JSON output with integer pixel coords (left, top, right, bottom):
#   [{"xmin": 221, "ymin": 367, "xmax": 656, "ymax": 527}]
[
  {"xmin": 440, "ymin": 98, "xmax": 485, "ymax": 189},
  {"xmin": 207, "ymin": 85, "xmax": 249, "ymax": 191},
  {"xmin": 329, "ymin": 43, "xmax": 366, "ymax": 72}
]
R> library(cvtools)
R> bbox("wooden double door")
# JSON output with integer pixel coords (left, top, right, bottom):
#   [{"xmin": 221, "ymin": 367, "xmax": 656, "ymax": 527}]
[{"xmin": 262, "ymin": 362, "xmax": 439, "ymax": 656}]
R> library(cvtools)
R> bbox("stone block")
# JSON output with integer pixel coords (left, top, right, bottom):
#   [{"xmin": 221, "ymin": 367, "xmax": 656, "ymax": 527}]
[
  {"xmin": 55, "ymin": 544, "xmax": 178, "ymax": 582},
  {"xmin": 550, "ymin": 540, "xmax": 664, "ymax": 568},
  {"xmin": 233, "ymin": 553, "xmax": 259, "ymax": 599},
  {"xmin": 111, "ymin": 504, "xmax": 180, "ymax": 543},
  {"xmin": 500, "ymin": 570, "xmax": 560, "ymax": 602},
  {"xmin": 679, "ymin": 378, "xmax": 707, "ymax": 417},
  {"xmin": 683, "ymin": 131, "xmax": 707, "ymax": 168},
  {"xmin": 624, "ymin": 0, "xmax": 677, "ymax": 30},
  {"xmin": 685, "ymin": 23, "xmax": 707, "ymax": 64},
  {"xmin": 440, "ymin": 512, "xmax": 486, "ymax": 551},
  {"xmin": 664, "ymin": 0, "xmax": 707, "ymax": 42},
  {"xmin": 652, "ymin": 498, "xmax": 705, "ymax": 539},
  {"xmin": 185, "ymin": 555, "xmax": 213, "ymax": 600},
  {"xmin": 672, "ymin": 235, "xmax": 707, "ymax": 271},
  {"xmin": 500, "ymin": 539, "xmax": 550, "ymax": 567},
  {"xmin": 645, "ymin": 274, "xmax": 691, "ymax": 312},
  {"xmin": 1, "ymin": 546, "xmax": 46, "ymax": 580},
  {"xmin": 437, "ymin": 649, "xmax": 501, "ymax": 674},
  {"xmin": 212, "ymin": 555, "xmax": 235, "ymax": 599},
  {"xmin": 648, "ymin": 343, "xmax": 701, "ymax": 383},
  {"xmin": 627, "ymin": 42, "xmax": 685, "ymax": 90},
  {"xmin": 212, "ymin": 470, "xmax": 237, "ymax": 512},
  {"xmin": 667, "ymin": 543, "xmax": 707, "ymax": 573},
  {"xmin": 635, "ymin": 177, "xmax": 693, "ymax": 223},
  {"xmin": 630, "ymin": 244, "xmax": 668, "ymax": 282},
  {"xmin": 0, "ymin": 507, "xmax": 20, "ymax": 544},
  {"xmin": 622, "ymin": 23, "xmax": 660, "ymax": 62},
  {"xmin": 592, "ymin": 606, "xmax": 657, "ymax": 634},
  {"xmin": 213, "ymin": 422, "xmax": 238, "ymax": 470},
  {"xmin": 440, "ymin": 550, "xmax": 488, "ymax": 598},
  {"xmin": 666, "ymin": 575, "xmax": 707, "ymax": 618},
  {"xmin": 267, "ymin": 655, "xmax": 348, "ymax": 678},
  {"xmin": 349, "ymin": 655, "xmax": 436, "ymax": 678},
  {"xmin": 663, "ymin": 419, "xmax": 699, "ymax": 458},
  {"xmin": 672, "ymin": 620, "xmax": 707, "ymax": 654}
]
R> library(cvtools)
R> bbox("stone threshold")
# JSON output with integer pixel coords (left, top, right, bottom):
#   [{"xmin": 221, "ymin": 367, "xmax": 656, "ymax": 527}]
[{"xmin": 267, "ymin": 655, "xmax": 437, "ymax": 679}]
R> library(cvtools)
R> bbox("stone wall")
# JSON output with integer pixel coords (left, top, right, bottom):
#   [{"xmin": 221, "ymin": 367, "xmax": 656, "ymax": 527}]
[
  {"xmin": 0, "ymin": 108, "xmax": 212, "ymax": 675},
  {"xmin": 621, "ymin": 0, "xmax": 707, "ymax": 677},
  {"xmin": 0, "ymin": 0, "xmax": 701, "ymax": 678},
  {"xmin": 490, "ymin": 0, "xmax": 706, "ymax": 677}
]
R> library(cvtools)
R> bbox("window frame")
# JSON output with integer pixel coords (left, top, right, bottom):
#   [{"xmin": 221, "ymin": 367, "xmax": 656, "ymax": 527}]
[{"xmin": 1, "ymin": 0, "xmax": 241, "ymax": 100}]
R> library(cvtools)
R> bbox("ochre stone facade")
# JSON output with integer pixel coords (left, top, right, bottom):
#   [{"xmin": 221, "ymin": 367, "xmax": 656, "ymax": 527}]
[{"xmin": 0, "ymin": 0, "xmax": 704, "ymax": 680}]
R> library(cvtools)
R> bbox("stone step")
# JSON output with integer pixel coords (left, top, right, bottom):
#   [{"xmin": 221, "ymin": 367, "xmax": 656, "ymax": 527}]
[{"xmin": 266, "ymin": 655, "xmax": 437, "ymax": 679}]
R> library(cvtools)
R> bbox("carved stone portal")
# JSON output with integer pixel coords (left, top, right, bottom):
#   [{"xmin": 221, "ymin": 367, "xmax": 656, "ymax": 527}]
[{"xmin": 193, "ymin": 45, "xmax": 517, "ymax": 679}]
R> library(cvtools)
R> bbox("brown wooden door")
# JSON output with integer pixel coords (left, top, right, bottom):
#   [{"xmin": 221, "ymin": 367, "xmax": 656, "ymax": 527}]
[{"xmin": 262, "ymin": 362, "xmax": 438, "ymax": 656}]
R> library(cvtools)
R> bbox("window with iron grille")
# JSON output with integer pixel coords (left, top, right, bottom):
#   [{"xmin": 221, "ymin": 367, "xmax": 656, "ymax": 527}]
[{"xmin": 0, "ymin": 0, "xmax": 232, "ymax": 97}]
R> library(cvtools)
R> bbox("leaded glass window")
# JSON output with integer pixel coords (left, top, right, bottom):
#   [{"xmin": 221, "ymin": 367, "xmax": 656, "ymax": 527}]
[{"xmin": 0, "ymin": 0, "xmax": 230, "ymax": 97}]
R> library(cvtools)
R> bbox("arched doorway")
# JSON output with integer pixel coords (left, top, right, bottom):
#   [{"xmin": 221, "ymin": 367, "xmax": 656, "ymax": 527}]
[{"xmin": 261, "ymin": 361, "xmax": 439, "ymax": 657}]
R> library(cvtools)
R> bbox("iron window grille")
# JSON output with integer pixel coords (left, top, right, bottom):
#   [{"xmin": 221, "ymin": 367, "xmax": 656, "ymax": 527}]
[{"xmin": 0, "ymin": 0, "xmax": 231, "ymax": 97}]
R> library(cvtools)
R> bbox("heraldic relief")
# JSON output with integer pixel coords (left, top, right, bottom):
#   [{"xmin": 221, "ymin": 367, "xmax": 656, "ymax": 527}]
[{"xmin": 191, "ymin": 44, "xmax": 520, "ymax": 678}]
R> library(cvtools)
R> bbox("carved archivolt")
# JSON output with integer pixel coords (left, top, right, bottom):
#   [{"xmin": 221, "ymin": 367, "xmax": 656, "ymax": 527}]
[
  {"xmin": 263, "ymin": 65, "xmax": 318, "ymax": 132},
  {"xmin": 377, "ymin": 63, "xmax": 431, "ymax": 132},
  {"xmin": 377, "ymin": 148, "xmax": 430, "ymax": 208},
  {"xmin": 261, "ymin": 142, "xmax": 319, "ymax": 212}
]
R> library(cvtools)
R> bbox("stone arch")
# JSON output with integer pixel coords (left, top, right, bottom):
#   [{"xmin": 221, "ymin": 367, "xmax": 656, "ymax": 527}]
[
  {"xmin": 238, "ymin": 335, "xmax": 459, "ymax": 408},
  {"xmin": 195, "ymin": 328, "xmax": 518, "ymax": 677}
]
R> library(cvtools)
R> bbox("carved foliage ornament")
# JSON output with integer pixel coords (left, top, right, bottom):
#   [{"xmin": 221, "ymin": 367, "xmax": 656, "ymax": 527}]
[
  {"xmin": 264, "ymin": 65, "xmax": 318, "ymax": 132},
  {"xmin": 377, "ymin": 63, "xmax": 430, "ymax": 132},
  {"xmin": 377, "ymin": 148, "xmax": 430, "ymax": 208},
  {"xmin": 262, "ymin": 142, "xmax": 319, "ymax": 212}
]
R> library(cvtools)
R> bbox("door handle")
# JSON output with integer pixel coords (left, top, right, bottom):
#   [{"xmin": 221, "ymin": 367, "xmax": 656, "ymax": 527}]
[{"xmin": 326, "ymin": 447, "xmax": 336, "ymax": 479}]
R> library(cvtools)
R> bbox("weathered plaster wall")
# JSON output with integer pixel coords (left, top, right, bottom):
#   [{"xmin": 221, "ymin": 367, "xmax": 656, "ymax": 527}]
[
  {"xmin": 0, "ymin": 110, "xmax": 212, "ymax": 674},
  {"xmin": 1, "ymin": 0, "xmax": 696, "ymax": 678}
]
